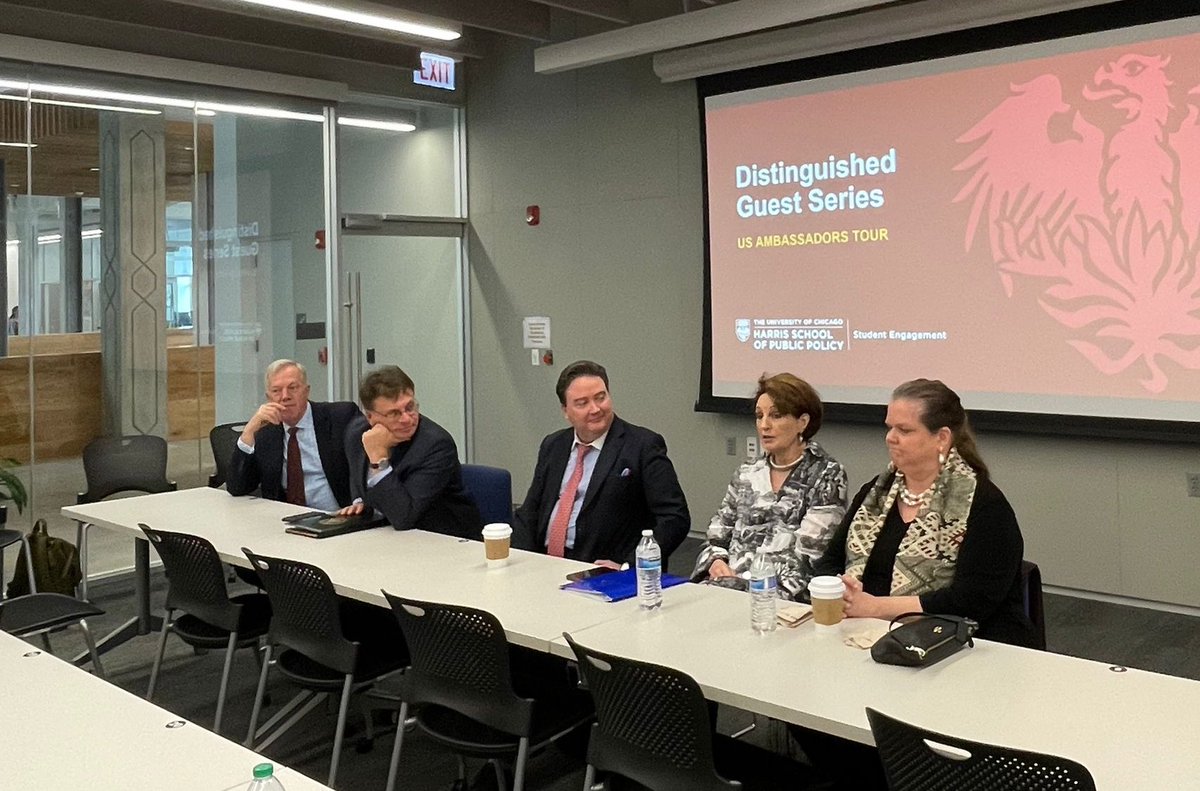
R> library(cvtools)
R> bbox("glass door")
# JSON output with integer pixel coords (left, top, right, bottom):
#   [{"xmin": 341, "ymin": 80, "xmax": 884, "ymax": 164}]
[
  {"xmin": 335, "ymin": 99, "xmax": 468, "ymax": 454},
  {"xmin": 341, "ymin": 232, "xmax": 467, "ymax": 452}
]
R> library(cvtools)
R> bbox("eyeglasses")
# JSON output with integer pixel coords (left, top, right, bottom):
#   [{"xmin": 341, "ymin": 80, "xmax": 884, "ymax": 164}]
[{"xmin": 367, "ymin": 401, "xmax": 419, "ymax": 421}]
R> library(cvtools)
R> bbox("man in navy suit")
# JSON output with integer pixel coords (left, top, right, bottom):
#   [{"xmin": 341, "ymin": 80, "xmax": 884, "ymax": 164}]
[
  {"xmin": 514, "ymin": 360, "xmax": 690, "ymax": 565},
  {"xmin": 227, "ymin": 359, "xmax": 358, "ymax": 510},
  {"xmin": 339, "ymin": 365, "xmax": 482, "ymax": 539}
]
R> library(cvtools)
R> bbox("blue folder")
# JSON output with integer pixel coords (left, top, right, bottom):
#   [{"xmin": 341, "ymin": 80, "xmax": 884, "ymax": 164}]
[{"xmin": 560, "ymin": 568, "xmax": 688, "ymax": 602}]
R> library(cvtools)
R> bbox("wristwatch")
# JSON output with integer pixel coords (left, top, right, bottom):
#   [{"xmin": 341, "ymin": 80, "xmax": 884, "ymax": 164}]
[{"xmin": 369, "ymin": 458, "xmax": 390, "ymax": 470}]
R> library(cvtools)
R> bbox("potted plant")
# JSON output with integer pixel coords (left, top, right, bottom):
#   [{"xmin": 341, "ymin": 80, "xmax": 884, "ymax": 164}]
[{"xmin": 0, "ymin": 458, "xmax": 28, "ymax": 526}]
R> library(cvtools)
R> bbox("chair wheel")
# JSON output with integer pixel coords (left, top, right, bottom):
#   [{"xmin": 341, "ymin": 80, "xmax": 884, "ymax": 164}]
[{"xmin": 355, "ymin": 736, "xmax": 374, "ymax": 754}]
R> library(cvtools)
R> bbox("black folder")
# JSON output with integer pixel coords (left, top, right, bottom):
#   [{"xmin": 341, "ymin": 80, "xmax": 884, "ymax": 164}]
[{"xmin": 283, "ymin": 511, "xmax": 388, "ymax": 538}]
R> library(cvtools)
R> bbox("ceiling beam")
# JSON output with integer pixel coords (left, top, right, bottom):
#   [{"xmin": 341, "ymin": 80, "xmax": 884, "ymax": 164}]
[
  {"xmin": 0, "ymin": 0, "xmax": 484, "ymax": 62},
  {"xmin": 166, "ymin": 0, "xmax": 464, "ymax": 47},
  {"xmin": 0, "ymin": 29, "xmax": 348, "ymax": 101},
  {"xmin": 372, "ymin": 0, "xmax": 552, "ymax": 41},
  {"xmin": 534, "ymin": 0, "xmax": 906, "ymax": 73},
  {"xmin": 527, "ymin": 0, "xmax": 630, "ymax": 25},
  {"xmin": 652, "ymin": 0, "xmax": 1115, "ymax": 81}
]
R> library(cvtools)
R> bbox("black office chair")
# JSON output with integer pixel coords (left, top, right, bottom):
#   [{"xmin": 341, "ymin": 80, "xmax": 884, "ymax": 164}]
[
  {"xmin": 1021, "ymin": 560, "xmax": 1047, "ymax": 650},
  {"xmin": 564, "ymin": 632, "xmax": 739, "ymax": 791},
  {"xmin": 866, "ymin": 707, "xmax": 1096, "ymax": 791},
  {"xmin": 461, "ymin": 464, "xmax": 513, "ymax": 525},
  {"xmin": 243, "ymin": 549, "xmax": 405, "ymax": 787},
  {"xmin": 142, "ymin": 525, "xmax": 271, "ymax": 735},
  {"xmin": 208, "ymin": 422, "xmax": 247, "ymax": 489},
  {"xmin": 0, "ymin": 592, "xmax": 106, "ymax": 676},
  {"xmin": 75, "ymin": 435, "xmax": 177, "ymax": 602},
  {"xmin": 384, "ymin": 593, "xmax": 594, "ymax": 791}
]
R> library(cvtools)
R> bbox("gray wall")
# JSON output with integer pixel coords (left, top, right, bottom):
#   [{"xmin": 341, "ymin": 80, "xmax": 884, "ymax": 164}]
[{"xmin": 466, "ymin": 37, "xmax": 1200, "ymax": 609}]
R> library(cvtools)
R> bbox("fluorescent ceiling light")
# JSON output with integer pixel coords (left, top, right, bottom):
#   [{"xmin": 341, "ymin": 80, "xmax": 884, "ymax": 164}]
[
  {"xmin": 0, "ymin": 79, "xmax": 194, "ymax": 109},
  {"xmin": 34, "ymin": 98, "xmax": 161, "ymax": 115},
  {"xmin": 195, "ymin": 101, "xmax": 323, "ymax": 122},
  {"xmin": 0, "ymin": 141, "xmax": 35, "ymax": 148},
  {"xmin": 194, "ymin": 109, "xmax": 218, "ymax": 117},
  {"xmin": 226, "ymin": 0, "xmax": 460, "ymax": 41},
  {"xmin": 0, "ymin": 94, "xmax": 162, "ymax": 115},
  {"xmin": 338, "ymin": 116, "xmax": 415, "ymax": 132},
  {"xmin": 0, "ymin": 79, "xmax": 323, "ymax": 122}
]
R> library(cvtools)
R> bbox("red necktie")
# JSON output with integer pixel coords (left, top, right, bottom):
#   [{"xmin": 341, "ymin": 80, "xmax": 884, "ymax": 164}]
[
  {"xmin": 286, "ymin": 426, "xmax": 306, "ymax": 506},
  {"xmin": 547, "ymin": 444, "xmax": 591, "ymax": 557}
]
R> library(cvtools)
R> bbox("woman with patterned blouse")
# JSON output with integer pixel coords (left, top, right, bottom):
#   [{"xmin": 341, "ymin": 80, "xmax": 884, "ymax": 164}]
[{"xmin": 692, "ymin": 373, "xmax": 848, "ymax": 601}]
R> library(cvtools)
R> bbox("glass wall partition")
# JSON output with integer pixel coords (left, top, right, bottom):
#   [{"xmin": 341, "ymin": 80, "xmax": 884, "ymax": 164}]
[
  {"xmin": 0, "ymin": 64, "xmax": 331, "ymax": 581},
  {"xmin": 0, "ymin": 66, "xmax": 469, "ymax": 585},
  {"xmin": 0, "ymin": 74, "xmax": 34, "ymax": 560}
]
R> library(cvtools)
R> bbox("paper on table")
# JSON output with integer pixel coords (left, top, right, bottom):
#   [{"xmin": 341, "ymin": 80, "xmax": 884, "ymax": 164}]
[
  {"xmin": 777, "ymin": 603, "xmax": 813, "ymax": 627},
  {"xmin": 844, "ymin": 623, "xmax": 890, "ymax": 649}
]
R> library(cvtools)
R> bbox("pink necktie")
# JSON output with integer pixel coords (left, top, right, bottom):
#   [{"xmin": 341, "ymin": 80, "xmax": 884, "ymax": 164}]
[{"xmin": 547, "ymin": 444, "xmax": 591, "ymax": 557}]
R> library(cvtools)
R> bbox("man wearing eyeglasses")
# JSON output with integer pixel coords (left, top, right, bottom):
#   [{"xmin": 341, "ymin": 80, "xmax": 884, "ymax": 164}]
[
  {"xmin": 339, "ymin": 365, "xmax": 482, "ymax": 538},
  {"xmin": 227, "ymin": 358, "xmax": 359, "ymax": 509}
]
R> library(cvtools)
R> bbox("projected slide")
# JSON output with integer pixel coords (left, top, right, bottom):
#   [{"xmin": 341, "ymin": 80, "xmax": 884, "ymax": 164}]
[{"xmin": 705, "ymin": 19, "xmax": 1200, "ymax": 422}]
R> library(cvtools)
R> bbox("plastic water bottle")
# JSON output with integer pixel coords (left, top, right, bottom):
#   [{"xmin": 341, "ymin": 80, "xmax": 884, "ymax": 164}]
[
  {"xmin": 246, "ymin": 763, "xmax": 285, "ymax": 791},
  {"xmin": 749, "ymin": 546, "xmax": 777, "ymax": 633},
  {"xmin": 635, "ymin": 529, "xmax": 662, "ymax": 610}
]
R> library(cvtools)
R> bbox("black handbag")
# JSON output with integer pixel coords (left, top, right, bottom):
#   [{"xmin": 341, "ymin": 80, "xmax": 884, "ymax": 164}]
[{"xmin": 871, "ymin": 612, "xmax": 978, "ymax": 668}]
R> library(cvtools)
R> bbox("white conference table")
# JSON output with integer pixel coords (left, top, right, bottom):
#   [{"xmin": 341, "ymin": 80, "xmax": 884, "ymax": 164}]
[
  {"xmin": 62, "ymin": 487, "xmax": 646, "ymax": 652},
  {"xmin": 548, "ymin": 582, "xmax": 1200, "ymax": 789},
  {"xmin": 0, "ymin": 629, "xmax": 331, "ymax": 791},
  {"xmin": 64, "ymin": 487, "xmax": 1200, "ymax": 788}
]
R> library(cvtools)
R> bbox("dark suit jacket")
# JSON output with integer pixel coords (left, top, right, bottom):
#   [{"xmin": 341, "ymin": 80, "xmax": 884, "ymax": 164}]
[
  {"xmin": 346, "ymin": 414, "xmax": 483, "ymax": 540},
  {"xmin": 514, "ymin": 415, "xmax": 690, "ymax": 565},
  {"xmin": 226, "ymin": 400, "xmax": 359, "ymax": 508}
]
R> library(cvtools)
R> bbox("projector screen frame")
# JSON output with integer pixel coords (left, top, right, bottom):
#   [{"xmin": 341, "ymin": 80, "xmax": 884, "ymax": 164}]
[{"xmin": 695, "ymin": 0, "xmax": 1200, "ymax": 444}]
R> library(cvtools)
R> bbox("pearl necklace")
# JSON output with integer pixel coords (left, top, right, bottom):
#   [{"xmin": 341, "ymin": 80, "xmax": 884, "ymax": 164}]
[
  {"xmin": 897, "ymin": 475, "xmax": 934, "ymax": 508},
  {"xmin": 767, "ymin": 453, "xmax": 803, "ymax": 470}
]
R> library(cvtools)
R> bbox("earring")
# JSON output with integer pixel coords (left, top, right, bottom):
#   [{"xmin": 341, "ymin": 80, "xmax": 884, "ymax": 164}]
[{"xmin": 938, "ymin": 451, "xmax": 946, "ymax": 467}]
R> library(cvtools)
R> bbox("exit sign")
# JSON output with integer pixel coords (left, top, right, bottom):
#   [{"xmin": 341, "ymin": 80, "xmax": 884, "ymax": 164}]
[{"xmin": 414, "ymin": 52, "xmax": 455, "ymax": 91}]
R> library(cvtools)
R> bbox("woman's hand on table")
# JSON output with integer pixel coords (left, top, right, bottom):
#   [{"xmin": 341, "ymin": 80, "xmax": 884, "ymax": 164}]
[{"xmin": 708, "ymin": 559, "xmax": 736, "ymax": 580}]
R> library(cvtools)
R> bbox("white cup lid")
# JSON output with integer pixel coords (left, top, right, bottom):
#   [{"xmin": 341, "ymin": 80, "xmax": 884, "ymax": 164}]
[
  {"xmin": 481, "ymin": 523, "xmax": 512, "ymax": 539},
  {"xmin": 807, "ymin": 575, "xmax": 846, "ymax": 597}
]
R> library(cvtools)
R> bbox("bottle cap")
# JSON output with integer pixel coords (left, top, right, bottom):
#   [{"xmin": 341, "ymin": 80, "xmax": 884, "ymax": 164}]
[
  {"xmin": 641, "ymin": 529, "xmax": 653, "ymax": 537},
  {"xmin": 253, "ymin": 764, "xmax": 275, "ymax": 779}
]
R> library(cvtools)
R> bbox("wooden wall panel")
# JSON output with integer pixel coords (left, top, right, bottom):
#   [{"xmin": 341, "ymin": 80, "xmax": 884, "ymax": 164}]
[{"xmin": 0, "ymin": 343, "xmax": 215, "ymax": 462}]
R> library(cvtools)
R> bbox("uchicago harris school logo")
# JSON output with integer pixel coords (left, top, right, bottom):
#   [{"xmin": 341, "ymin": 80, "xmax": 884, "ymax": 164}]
[{"xmin": 735, "ymin": 319, "xmax": 751, "ymax": 343}]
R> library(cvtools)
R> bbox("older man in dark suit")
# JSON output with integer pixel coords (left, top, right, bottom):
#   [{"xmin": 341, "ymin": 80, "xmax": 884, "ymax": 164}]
[
  {"xmin": 514, "ymin": 360, "xmax": 690, "ymax": 566},
  {"xmin": 227, "ymin": 358, "xmax": 358, "ymax": 510},
  {"xmin": 339, "ymin": 365, "xmax": 482, "ymax": 539}
]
